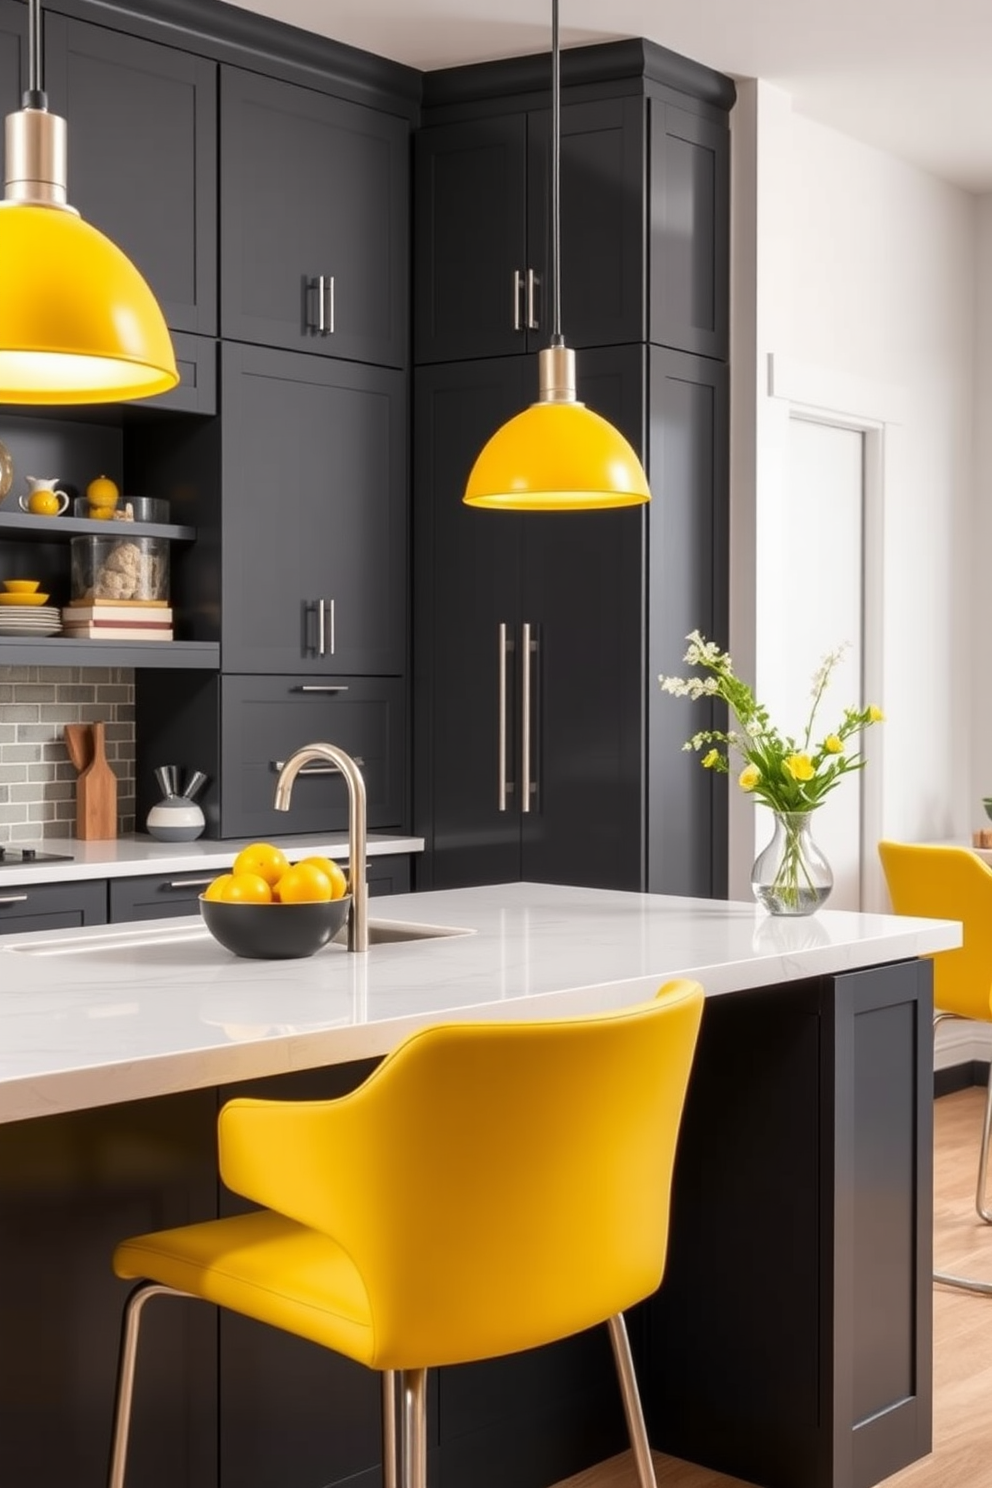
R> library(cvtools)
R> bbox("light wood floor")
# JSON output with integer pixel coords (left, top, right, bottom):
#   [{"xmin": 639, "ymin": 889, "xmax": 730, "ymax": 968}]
[{"xmin": 553, "ymin": 1085, "xmax": 992, "ymax": 1488}]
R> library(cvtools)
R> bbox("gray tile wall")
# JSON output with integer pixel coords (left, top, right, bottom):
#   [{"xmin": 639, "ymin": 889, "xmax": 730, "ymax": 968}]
[{"xmin": 0, "ymin": 667, "xmax": 135, "ymax": 841}]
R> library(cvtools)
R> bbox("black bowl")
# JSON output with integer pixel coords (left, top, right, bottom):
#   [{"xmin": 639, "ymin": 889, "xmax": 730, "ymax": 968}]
[
  {"xmin": 199, "ymin": 894, "xmax": 351, "ymax": 960},
  {"xmin": 985, "ymin": 798, "xmax": 992, "ymax": 823}
]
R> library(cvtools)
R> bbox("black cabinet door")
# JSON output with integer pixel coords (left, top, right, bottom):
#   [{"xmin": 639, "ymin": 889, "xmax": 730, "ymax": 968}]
[
  {"xmin": 414, "ymin": 114, "xmax": 528, "ymax": 364},
  {"xmin": 220, "ymin": 66, "xmax": 408, "ymax": 369},
  {"xmin": 413, "ymin": 358, "xmax": 527, "ymax": 888},
  {"xmin": 219, "ymin": 674, "xmax": 406, "ymax": 840},
  {"xmin": 413, "ymin": 98, "xmax": 644, "ymax": 365},
  {"xmin": 0, "ymin": 0, "xmax": 25, "ymax": 185},
  {"xmin": 0, "ymin": 878, "xmax": 107, "ymax": 934},
  {"xmin": 44, "ymin": 14, "xmax": 217, "ymax": 336},
  {"xmin": 109, "ymin": 871, "xmax": 216, "ymax": 922},
  {"xmin": 528, "ymin": 96, "xmax": 646, "ymax": 352},
  {"xmin": 221, "ymin": 343, "xmax": 407, "ymax": 677},
  {"xmin": 646, "ymin": 345, "xmax": 729, "ymax": 898},
  {"xmin": 649, "ymin": 100, "xmax": 730, "ymax": 360},
  {"xmin": 519, "ymin": 346, "xmax": 645, "ymax": 891}
]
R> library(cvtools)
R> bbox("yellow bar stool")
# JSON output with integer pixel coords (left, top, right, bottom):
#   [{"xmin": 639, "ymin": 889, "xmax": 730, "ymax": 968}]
[
  {"xmin": 879, "ymin": 840, "xmax": 992, "ymax": 1294},
  {"xmin": 106, "ymin": 979, "xmax": 704, "ymax": 1488}
]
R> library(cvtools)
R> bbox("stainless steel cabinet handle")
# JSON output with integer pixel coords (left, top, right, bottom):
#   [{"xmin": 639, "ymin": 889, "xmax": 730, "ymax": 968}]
[
  {"xmin": 317, "ymin": 274, "xmax": 326, "ymax": 333},
  {"xmin": 0, "ymin": 894, "xmax": 28, "ymax": 905},
  {"xmin": 525, "ymin": 269, "xmax": 539, "ymax": 331},
  {"xmin": 325, "ymin": 275, "xmax": 335, "ymax": 334},
  {"xmin": 328, "ymin": 597, "xmax": 335, "ymax": 655},
  {"xmin": 272, "ymin": 757, "xmax": 364, "ymax": 775},
  {"xmin": 166, "ymin": 877, "xmax": 215, "ymax": 890},
  {"xmin": 317, "ymin": 598, "xmax": 326, "ymax": 656},
  {"xmin": 513, "ymin": 270, "xmax": 524, "ymax": 332},
  {"xmin": 521, "ymin": 621, "xmax": 533, "ymax": 812},
  {"xmin": 498, "ymin": 622, "xmax": 511, "ymax": 811},
  {"xmin": 294, "ymin": 685, "xmax": 349, "ymax": 694}
]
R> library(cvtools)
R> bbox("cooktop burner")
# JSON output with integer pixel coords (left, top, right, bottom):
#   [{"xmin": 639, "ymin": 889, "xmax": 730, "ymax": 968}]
[{"xmin": 0, "ymin": 846, "xmax": 74, "ymax": 865}]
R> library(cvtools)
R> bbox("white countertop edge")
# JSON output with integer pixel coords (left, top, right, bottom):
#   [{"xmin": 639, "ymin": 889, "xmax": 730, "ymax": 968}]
[
  {"xmin": 0, "ymin": 833, "xmax": 425, "ymax": 884},
  {"xmin": 0, "ymin": 882, "xmax": 960, "ymax": 1125}
]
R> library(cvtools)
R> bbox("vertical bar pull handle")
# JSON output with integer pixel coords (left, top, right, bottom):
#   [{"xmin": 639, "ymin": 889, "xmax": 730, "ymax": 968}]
[
  {"xmin": 513, "ymin": 270, "xmax": 524, "ymax": 332},
  {"xmin": 328, "ymin": 597, "xmax": 335, "ymax": 655},
  {"xmin": 525, "ymin": 269, "xmax": 539, "ymax": 331},
  {"xmin": 521, "ymin": 621, "xmax": 533, "ymax": 813},
  {"xmin": 325, "ymin": 275, "xmax": 335, "ymax": 335},
  {"xmin": 316, "ymin": 275, "xmax": 326, "ymax": 334},
  {"xmin": 498, "ymin": 622, "xmax": 509, "ymax": 811},
  {"xmin": 317, "ymin": 598, "xmax": 326, "ymax": 656}
]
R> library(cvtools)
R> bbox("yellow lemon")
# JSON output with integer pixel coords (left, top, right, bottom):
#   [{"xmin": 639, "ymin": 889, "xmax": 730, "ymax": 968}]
[
  {"xmin": 298, "ymin": 855, "xmax": 348, "ymax": 900},
  {"xmin": 275, "ymin": 862, "xmax": 333, "ymax": 904},
  {"xmin": 232, "ymin": 841, "xmax": 289, "ymax": 887}
]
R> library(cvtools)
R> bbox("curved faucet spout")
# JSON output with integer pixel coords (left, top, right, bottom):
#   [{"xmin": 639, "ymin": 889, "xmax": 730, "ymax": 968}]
[{"xmin": 273, "ymin": 743, "xmax": 368, "ymax": 952}]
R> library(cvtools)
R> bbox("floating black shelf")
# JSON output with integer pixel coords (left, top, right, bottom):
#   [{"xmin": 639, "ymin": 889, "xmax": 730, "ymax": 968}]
[
  {"xmin": 0, "ymin": 512, "xmax": 197, "ymax": 542},
  {"xmin": 0, "ymin": 638, "xmax": 218, "ymax": 668}
]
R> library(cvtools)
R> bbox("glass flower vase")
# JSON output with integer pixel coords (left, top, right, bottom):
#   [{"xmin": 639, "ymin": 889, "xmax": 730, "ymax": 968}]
[{"xmin": 751, "ymin": 811, "xmax": 833, "ymax": 916}]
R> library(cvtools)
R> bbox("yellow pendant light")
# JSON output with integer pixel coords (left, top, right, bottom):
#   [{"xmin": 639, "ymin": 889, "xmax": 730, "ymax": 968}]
[
  {"xmin": 0, "ymin": 0, "xmax": 178, "ymax": 404},
  {"xmin": 463, "ymin": 0, "xmax": 649, "ymax": 511}
]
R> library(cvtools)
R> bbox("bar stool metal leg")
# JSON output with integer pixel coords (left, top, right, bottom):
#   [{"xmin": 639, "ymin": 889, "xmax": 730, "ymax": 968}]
[
  {"xmin": 382, "ymin": 1370, "xmax": 399, "ymax": 1488},
  {"xmin": 107, "ymin": 1282, "xmax": 189, "ymax": 1488},
  {"xmin": 933, "ymin": 1011, "xmax": 992, "ymax": 1295},
  {"xmin": 400, "ymin": 1368, "xmax": 428, "ymax": 1488},
  {"xmin": 607, "ymin": 1313, "xmax": 657, "ymax": 1488}
]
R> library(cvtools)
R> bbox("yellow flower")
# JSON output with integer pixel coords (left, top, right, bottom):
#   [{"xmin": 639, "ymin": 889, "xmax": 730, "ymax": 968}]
[
  {"xmin": 868, "ymin": 705, "xmax": 884, "ymax": 722},
  {"xmin": 824, "ymin": 735, "xmax": 843, "ymax": 754},
  {"xmin": 702, "ymin": 748, "xmax": 720, "ymax": 769},
  {"xmin": 739, "ymin": 764, "xmax": 760, "ymax": 791},
  {"xmin": 783, "ymin": 753, "xmax": 815, "ymax": 782}
]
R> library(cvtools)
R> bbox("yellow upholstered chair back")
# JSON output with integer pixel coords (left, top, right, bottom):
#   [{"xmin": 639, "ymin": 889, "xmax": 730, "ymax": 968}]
[
  {"xmin": 217, "ymin": 978, "xmax": 704, "ymax": 1371},
  {"xmin": 878, "ymin": 841, "xmax": 992, "ymax": 1023}
]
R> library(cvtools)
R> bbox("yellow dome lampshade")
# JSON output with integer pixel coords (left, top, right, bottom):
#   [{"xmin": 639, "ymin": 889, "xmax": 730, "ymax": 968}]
[
  {"xmin": 0, "ymin": 202, "xmax": 178, "ymax": 404},
  {"xmin": 464, "ymin": 345, "xmax": 650, "ymax": 511},
  {"xmin": 0, "ymin": 10, "xmax": 178, "ymax": 409}
]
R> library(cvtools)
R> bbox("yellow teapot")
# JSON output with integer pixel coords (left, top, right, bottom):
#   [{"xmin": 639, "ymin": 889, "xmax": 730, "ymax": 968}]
[{"xmin": 19, "ymin": 477, "xmax": 69, "ymax": 517}]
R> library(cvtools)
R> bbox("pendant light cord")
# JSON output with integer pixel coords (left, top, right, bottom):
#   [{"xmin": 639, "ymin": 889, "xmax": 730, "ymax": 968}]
[
  {"xmin": 25, "ymin": 0, "xmax": 46, "ymax": 108},
  {"xmin": 550, "ymin": 0, "xmax": 563, "ymax": 346}
]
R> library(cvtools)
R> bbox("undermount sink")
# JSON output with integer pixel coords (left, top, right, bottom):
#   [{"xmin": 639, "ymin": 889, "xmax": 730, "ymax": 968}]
[{"xmin": 5, "ymin": 918, "xmax": 475, "ymax": 958}]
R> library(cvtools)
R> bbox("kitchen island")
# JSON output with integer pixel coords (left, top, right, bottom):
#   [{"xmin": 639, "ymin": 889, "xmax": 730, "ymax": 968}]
[{"xmin": 0, "ymin": 884, "xmax": 959, "ymax": 1488}]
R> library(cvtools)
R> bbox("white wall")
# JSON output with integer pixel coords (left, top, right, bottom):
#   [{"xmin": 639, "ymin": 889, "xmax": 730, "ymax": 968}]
[
  {"xmin": 731, "ymin": 80, "xmax": 976, "ymax": 889},
  {"xmin": 730, "ymin": 81, "xmax": 980, "ymax": 1066}
]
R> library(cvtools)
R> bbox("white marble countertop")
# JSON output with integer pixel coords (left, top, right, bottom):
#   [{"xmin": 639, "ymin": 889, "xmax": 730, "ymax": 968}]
[
  {"xmin": 0, "ymin": 832, "xmax": 424, "ymax": 885},
  {"xmin": 0, "ymin": 882, "xmax": 959, "ymax": 1125}
]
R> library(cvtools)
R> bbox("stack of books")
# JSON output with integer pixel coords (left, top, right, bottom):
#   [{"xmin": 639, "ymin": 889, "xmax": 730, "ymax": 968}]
[{"xmin": 61, "ymin": 601, "xmax": 174, "ymax": 642}]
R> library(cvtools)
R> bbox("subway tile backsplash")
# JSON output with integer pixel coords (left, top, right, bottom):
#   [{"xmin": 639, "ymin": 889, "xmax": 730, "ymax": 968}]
[{"xmin": 0, "ymin": 667, "xmax": 135, "ymax": 841}]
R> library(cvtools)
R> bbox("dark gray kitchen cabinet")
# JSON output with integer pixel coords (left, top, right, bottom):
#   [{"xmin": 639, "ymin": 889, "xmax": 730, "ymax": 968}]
[
  {"xmin": 414, "ymin": 343, "xmax": 728, "ymax": 898},
  {"xmin": 135, "ymin": 670, "xmax": 406, "ymax": 842},
  {"xmin": 220, "ymin": 343, "xmax": 407, "ymax": 678},
  {"xmin": 0, "ymin": 877, "xmax": 106, "ymax": 934},
  {"xmin": 44, "ymin": 12, "xmax": 217, "ymax": 336},
  {"xmin": 220, "ymin": 65, "xmax": 409, "ymax": 369},
  {"xmin": 414, "ymin": 96, "xmax": 644, "ymax": 364},
  {"xmin": 109, "ymin": 870, "xmax": 215, "ymax": 922}
]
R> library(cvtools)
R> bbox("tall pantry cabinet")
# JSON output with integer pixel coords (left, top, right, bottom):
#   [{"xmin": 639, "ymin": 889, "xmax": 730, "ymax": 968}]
[{"xmin": 412, "ymin": 41, "xmax": 735, "ymax": 898}]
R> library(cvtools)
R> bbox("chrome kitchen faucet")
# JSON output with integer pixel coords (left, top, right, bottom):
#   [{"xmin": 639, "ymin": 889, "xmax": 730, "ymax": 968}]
[{"xmin": 273, "ymin": 743, "xmax": 368, "ymax": 952}]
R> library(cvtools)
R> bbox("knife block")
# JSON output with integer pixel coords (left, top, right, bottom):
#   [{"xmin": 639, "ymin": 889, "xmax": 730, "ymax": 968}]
[{"xmin": 76, "ymin": 721, "xmax": 118, "ymax": 840}]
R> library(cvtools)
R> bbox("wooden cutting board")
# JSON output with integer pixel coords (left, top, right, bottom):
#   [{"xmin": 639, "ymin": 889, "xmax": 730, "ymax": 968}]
[{"xmin": 75, "ymin": 721, "xmax": 117, "ymax": 840}]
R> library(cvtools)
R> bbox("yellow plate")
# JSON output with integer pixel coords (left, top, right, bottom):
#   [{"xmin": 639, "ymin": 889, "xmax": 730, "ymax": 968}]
[{"xmin": 0, "ymin": 591, "xmax": 50, "ymax": 606}]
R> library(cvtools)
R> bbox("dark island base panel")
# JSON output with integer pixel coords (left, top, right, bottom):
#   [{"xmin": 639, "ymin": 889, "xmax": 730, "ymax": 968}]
[
  {"xmin": 648, "ymin": 959, "xmax": 933, "ymax": 1488},
  {"xmin": 0, "ymin": 961, "xmax": 932, "ymax": 1488}
]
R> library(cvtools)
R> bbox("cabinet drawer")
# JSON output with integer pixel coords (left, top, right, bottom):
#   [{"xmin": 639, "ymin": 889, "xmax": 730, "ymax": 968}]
[
  {"xmin": 109, "ymin": 871, "xmax": 218, "ymax": 923},
  {"xmin": 219, "ymin": 676, "xmax": 406, "ymax": 839},
  {"xmin": 0, "ymin": 879, "xmax": 107, "ymax": 935}
]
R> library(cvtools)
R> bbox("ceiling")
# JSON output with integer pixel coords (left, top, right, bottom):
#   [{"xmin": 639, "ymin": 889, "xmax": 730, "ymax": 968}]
[{"xmin": 225, "ymin": 0, "xmax": 992, "ymax": 193}]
